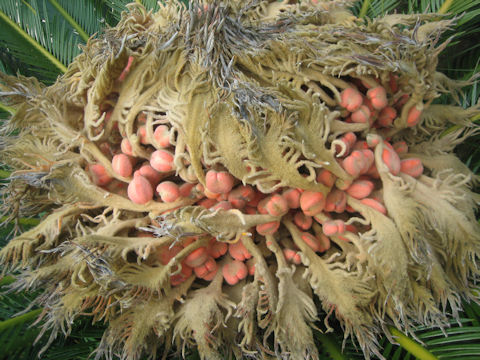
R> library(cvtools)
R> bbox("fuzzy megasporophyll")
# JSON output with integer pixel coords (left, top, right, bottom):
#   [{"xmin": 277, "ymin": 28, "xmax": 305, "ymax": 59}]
[{"xmin": 1, "ymin": 1, "xmax": 479, "ymax": 359}]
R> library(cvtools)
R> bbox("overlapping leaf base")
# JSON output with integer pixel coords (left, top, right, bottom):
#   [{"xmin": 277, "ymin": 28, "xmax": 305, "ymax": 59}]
[{"xmin": 1, "ymin": 1, "xmax": 479, "ymax": 359}]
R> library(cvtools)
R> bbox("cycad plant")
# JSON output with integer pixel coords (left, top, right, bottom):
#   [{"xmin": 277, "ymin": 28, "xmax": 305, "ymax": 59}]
[{"xmin": 1, "ymin": 1, "xmax": 480, "ymax": 360}]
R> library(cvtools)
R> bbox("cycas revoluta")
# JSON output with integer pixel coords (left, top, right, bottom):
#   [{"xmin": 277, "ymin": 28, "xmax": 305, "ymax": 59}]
[{"xmin": 1, "ymin": 1, "xmax": 480, "ymax": 360}]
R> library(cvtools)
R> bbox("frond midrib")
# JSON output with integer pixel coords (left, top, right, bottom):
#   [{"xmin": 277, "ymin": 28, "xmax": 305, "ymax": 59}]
[{"xmin": 0, "ymin": 8, "xmax": 67, "ymax": 73}]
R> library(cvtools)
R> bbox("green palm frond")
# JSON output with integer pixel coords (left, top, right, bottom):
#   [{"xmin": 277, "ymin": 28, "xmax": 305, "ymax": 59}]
[
  {"xmin": 0, "ymin": 313, "xmax": 42, "ymax": 360},
  {"xmin": 0, "ymin": 271, "xmax": 42, "ymax": 360},
  {"xmin": 47, "ymin": 0, "xmax": 90, "ymax": 42},
  {"xmin": 0, "ymin": 101, "xmax": 15, "ymax": 115},
  {"xmin": 350, "ymin": 0, "xmax": 401, "ymax": 18},
  {"xmin": 100, "ymin": 0, "xmax": 130, "ymax": 23},
  {"xmin": 0, "ymin": 300, "xmax": 104, "ymax": 360},
  {"xmin": 0, "ymin": 0, "xmax": 80, "ymax": 81},
  {"xmin": 314, "ymin": 331, "xmax": 349, "ymax": 360},
  {"xmin": 139, "ymin": 0, "xmax": 162, "ymax": 12},
  {"xmin": 0, "ymin": 59, "xmax": 14, "ymax": 114},
  {"xmin": 408, "ymin": 0, "xmax": 444, "ymax": 12},
  {"xmin": 341, "ymin": 317, "xmax": 480, "ymax": 360},
  {"xmin": 388, "ymin": 317, "xmax": 480, "ymax": 359}
]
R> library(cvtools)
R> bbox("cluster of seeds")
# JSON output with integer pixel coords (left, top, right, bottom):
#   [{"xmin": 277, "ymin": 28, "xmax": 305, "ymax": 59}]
[{"xmin": 85, "ymin": 58, "xmax": 426, "ymax": 288}]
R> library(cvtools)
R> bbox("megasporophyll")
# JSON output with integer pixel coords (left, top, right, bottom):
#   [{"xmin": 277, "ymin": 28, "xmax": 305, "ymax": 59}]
[{"xmin": 1, "ymin": 1, "xmax": 479, "ymax": 359}]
